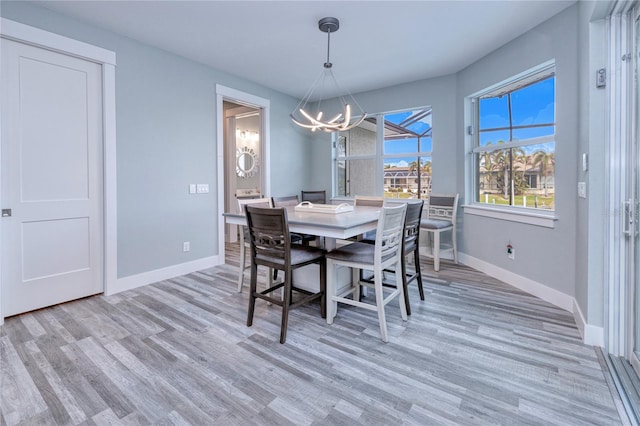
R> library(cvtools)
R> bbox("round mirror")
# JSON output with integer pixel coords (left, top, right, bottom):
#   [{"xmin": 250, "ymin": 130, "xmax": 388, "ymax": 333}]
[{"xmin": 236, "ymin": 146, "xmax": 259, "ymax": 178}]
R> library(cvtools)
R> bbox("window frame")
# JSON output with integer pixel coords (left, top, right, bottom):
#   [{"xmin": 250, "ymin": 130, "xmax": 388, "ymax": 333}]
[
  {"xmin": 332, "ymin": 107, "xmax": 433, "ymax": 200},
  {"xmin": 464, "ymin": 60, "xmax": 558, "ymax": 228}
]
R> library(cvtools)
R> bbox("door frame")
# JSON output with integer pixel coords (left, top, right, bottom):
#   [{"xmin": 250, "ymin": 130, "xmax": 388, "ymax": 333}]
[
  {"xmin": 215, "ymin": 85, "xmax": 270, "ymax": 262},
  {"xmin": 0, "ymin": 18, "xmax": 117, "ymax": 324}
]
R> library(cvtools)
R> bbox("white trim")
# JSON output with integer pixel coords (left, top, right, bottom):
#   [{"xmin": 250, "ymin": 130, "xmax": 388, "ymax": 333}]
[
  {"xmin": 472, "ymin": 135, "xmax": 555, "ymax": 154},
  {"xmin": 468, "ymin": 59, "xmax": 556, "ymax": 98},
  {"xmin": 459, "ymin": 252, "xmax": 573, "ymax": 312},
  {"xmin": 463, "ymin": 204, "xmax": 557, "ymax": 228},
  {"xmin": 112, "ymin": 256, "xmax": 219, "ymax": 294},
  {"xmin": 573, "ymin": 299, "xmax": 605, "ymax": 347},
  {"xmin": 103, "ymin": 64, "xmax": 118, "ymax": 296},
  {"xmin": 0, "ymin": 18, "xmax": 115, "ymax": 65},
  {"xmin": 0, "ymin": 19, "xmax": 117, "ymax": 323},
  {"xmin": 215, "ymin": 85, "xmax": 270, "ymax": 266}
]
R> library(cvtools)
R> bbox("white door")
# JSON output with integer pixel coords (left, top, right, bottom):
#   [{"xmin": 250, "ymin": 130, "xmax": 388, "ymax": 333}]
[{"xmin": 1, "ymin": 39, "xmax": 104, "ymax": 317}]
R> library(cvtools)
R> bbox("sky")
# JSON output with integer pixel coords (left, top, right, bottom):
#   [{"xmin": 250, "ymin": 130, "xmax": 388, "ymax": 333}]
[{"xmin": 357, "ymin": 76, "xmax": 555, "ymax": 168}]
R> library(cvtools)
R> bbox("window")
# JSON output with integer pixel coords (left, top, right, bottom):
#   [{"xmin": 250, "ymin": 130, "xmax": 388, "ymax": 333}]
[
  {"xmin": 470, "ymin": 63, "xmax": 555, "ymax": 212},
  {"xmin": 335, "ymin": 107, "xmax": 432, "ymax": 199}
]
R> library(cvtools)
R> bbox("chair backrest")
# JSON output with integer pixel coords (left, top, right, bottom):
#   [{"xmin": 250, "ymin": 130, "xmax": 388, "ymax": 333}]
[
  {"xmin": 426, "ymin": 194, "xmax": 459, "ymax": 224},
  {"xmin": 354, "ymin": 195, "xmax": 384, "ymax": 208},
  {"xmin": 245, "ymin": 206, "xmax": 291, "ymax": 267},
  {"xmin": 271, "ymin": 195, "xmax": 299, "ymax": 208},
  {"xmin": 301, "ymin": 190, "xmax": 326, "ymax": 204},
  {"xmin": 237, "ymin": 197, "xmax": 273, "ymax": 215},
  {"xmin": 374, "ymin": 204, "xmax": 407, "ymax": 265},
  {"xmin": 403, "ymin": 200, "xmax": 424, "ymax": 251}
]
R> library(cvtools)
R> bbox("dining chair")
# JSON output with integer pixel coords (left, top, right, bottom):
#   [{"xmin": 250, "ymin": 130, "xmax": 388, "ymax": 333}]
[
  {"xmin": 325, "ymin": 203, "xmax": 407, "ymax": 342},
  {"xmin": 236, "ymin": 197, "xmax": 273, "ymax": 292},
  {"xmin": 245, "ymin": 206, "xmax": 326, "ymax": 344},
  {"xmin": 272, "ymin": 195, "xmax": 315, "ymax": 245},
  {"xmin": 360, "ymin": 200, "xmax": 425, "ymax": 315},
  {"xmin": 420, "ymin": 194, "xmax": 459, "ymax": 272},
  {"xmin": 350, "ymin": 195, "xmax": 384, "ymax": 242},
  {"xmin": 354, "ymin": 195, "xmax": 384, "ymax": 208},
  {"xmin": 301, "ymin": 190, "xmax": 327, "ymax": 204}
]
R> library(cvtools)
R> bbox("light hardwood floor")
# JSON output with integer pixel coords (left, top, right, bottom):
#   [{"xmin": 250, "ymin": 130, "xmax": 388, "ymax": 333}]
[{"xmin": 0, "ymin": 243, "xmax": 624, "ymax": 425}]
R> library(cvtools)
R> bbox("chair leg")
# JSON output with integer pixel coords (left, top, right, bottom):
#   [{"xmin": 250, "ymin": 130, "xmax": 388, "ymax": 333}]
[
  {"xmin": 237, "ymin": 234, "xmax": 246, "ymax": 292},
  {"xmin": 326, "ymin": 259, "xmax": 337, "ymax": 324},
  {"xmin": 246, "ymin": 263, "xmax": 258, "ymax": 327},
  {"xmin": 320, "ymin": 258, "xmax": 327, "ymax": 319},
  {"xmin": 352, "ymin": 268, "xmax": 361, "ymax": 302},
  {"xmin": 400, "ymin": 253, "xmax": 411, "ymax": 316},
  {"xmin": 396, "ymin": 258, "xmax": 408, "ymax": 322},
  {"xmin": 374, "ymin": 273, "xmax": 389, "ymax": 343},
  {"xmin": 414, "ymin": 248, "xmax": 425, "ymax": 301},
  {"xmin": 279, "ymin": 270, "xmax": 292, "ymax": 344},
  {"xmin": 434, "ymin": 231, "xmax": 441, "ymax": 272},
  {"xmin": 452, "ymin": 229, "xmax": 458, "ymax": 264}
]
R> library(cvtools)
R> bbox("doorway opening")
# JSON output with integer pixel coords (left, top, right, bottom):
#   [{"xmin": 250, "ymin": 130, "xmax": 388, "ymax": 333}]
[
  {"xmin": 215, "ymin": 85, "xmax": 270, "ymax": 263},
  {"xmin": 223, "ymin": 101, "xmax": 263, "ymax": 246}
]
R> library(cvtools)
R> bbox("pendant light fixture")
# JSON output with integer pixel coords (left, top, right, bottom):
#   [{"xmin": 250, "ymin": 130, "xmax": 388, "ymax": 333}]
[{"xmin": 290, "ymin": 17, "xmax": 367, "ymax": 132}]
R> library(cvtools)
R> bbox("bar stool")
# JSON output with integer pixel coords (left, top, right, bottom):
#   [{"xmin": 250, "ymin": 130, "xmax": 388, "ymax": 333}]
[
  {"xmin": 236, "ymin": 197, "xmax": 272, "ymax": 292},
  {"xmin": 361, "ymin": 200, "xmax": 425, "ymax": 315},
  {"xmin": 245, "ymin": 206, "xmax": 326, "ymax": 344},
  {"xmin": 325, "ymin": 204, "xmax": 407, "ymax": 342},
  {"xmin": 420, "ymin": 194, "xmax": 459, "ymax": 272}
]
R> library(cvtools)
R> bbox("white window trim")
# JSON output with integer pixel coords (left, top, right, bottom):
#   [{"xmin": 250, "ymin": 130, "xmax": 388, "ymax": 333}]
[
  {"xmin": 464, "ymin": 60, "xmax": 558, "ymax": 224},
  {"xmin": 463, "ymin": 204, "xmax": 557, "ymax": 228},
  {"xmin": 333, "ymin": 109, "xmax": 433, "ymax": 198}
]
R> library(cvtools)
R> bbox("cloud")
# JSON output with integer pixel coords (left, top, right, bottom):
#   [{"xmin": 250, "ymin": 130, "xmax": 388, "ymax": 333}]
[{"xmin": 387, "ymin": 160, "xmax": 409, "ymax": 168}]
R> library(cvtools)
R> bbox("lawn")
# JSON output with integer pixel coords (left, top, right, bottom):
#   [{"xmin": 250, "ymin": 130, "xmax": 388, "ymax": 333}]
[{"xmin": 481, "ymin": 194, "xmax": 554, "ymax": 209}]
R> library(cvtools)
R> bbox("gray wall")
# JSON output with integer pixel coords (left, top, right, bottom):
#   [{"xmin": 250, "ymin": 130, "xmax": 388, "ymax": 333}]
[
  {"xmin": 456, "ymin": 5, "xmax": 579, "ymax": 297},
  {"xmin": 579, "ymin": 1, "xmax": 611, "ymax": 330},
  {"xmin": 309, "ymin": 74, "xmax": 458, "ymax": 197},
  {"xmin": 0, "ymin": 1, "xmax": 312, "ymax": 278},
  {"xmin": 3, "ymin": 2, "xmax": 607, "ymax": 330}
]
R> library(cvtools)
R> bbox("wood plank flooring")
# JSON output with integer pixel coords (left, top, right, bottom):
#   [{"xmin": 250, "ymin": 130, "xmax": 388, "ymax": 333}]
[{"xmin": 0, "ymin": 243, "xmax": 623, "ymax": 425}]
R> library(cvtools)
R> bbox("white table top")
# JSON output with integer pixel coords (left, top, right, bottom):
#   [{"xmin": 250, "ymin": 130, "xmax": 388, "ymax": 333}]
[{"xmin": 223, "ymin": 205, "xmax": 381, "ymax": 240}]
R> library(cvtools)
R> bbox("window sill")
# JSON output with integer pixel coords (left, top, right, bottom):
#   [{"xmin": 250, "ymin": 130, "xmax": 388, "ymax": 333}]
[{"xmin": 463, "ymin": 204, "xmax": 557, "ymax": 228}]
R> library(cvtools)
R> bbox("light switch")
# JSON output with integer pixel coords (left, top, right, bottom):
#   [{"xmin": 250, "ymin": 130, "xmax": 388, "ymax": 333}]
[
  {"xmin": 196, "ymin": 184, "xmax": 209, "ymax": 194},
  {"xmin": 578, "ymin": 182, "xmax": 587, "ymax": 199},
  {"xmin": 189, "ymin": 184, "xmax": 196, "ymax": 194}
]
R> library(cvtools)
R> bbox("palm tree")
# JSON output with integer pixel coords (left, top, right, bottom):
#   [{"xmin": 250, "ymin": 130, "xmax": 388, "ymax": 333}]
[{"xmin": 532, "ymin": 150, "xmax": 555, "ymax": 197}]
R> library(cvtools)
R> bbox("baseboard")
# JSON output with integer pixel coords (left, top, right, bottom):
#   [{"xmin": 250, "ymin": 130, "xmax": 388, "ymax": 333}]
[
  {"xmin": 108, "ymin": 255, "xmax": 220, "ymax": 295},
  {"xmin": 573, "ymin": 299, "xmax": 605, "ymax": 347},
  {"xmin": 459, "ymin": 252, "xmax": 574, "ymax": 312}
]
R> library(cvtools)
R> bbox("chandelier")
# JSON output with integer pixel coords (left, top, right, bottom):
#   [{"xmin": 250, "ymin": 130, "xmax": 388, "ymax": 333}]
[{"xmin": 290, "ymin": 17, "xmax": 367, "ymax": 132}]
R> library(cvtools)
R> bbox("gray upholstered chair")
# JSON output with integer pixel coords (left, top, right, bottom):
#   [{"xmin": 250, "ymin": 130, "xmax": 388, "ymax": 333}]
[
  {"xmin": 420, "ymin": 194, "xmax": 459, "ymax": 272},
  {"xmin": 245, "ymin": 206, "xmax": 326, "ymax": 344},
  {"xmin": 325, "ymin": 203, "xmax": 407, "ymax": 342}
]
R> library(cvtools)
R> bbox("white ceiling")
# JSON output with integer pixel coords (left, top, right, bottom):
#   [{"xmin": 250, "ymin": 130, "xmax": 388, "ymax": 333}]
[{"xmin": 32, "ymin": 0, "xmax": 575, "ymax": 99}]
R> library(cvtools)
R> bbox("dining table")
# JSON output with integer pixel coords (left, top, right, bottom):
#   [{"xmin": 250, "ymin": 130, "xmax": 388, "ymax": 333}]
[
  {"xmin": 223, "ymin": 203, "xmax": 382, "ymax": 299},
  {"xmin": 222, "ymin": 204, "xmax": 381, "ymax": 250}
]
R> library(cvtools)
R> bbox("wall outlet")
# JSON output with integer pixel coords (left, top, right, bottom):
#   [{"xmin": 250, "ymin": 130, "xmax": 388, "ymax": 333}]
[
  {"xmin": 196, "ymin": 184, "xmax": 209, "ymax": 194},
  {"xmin": 183, "ymin": 241, "xmax": 190, "ymax": 252}
]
